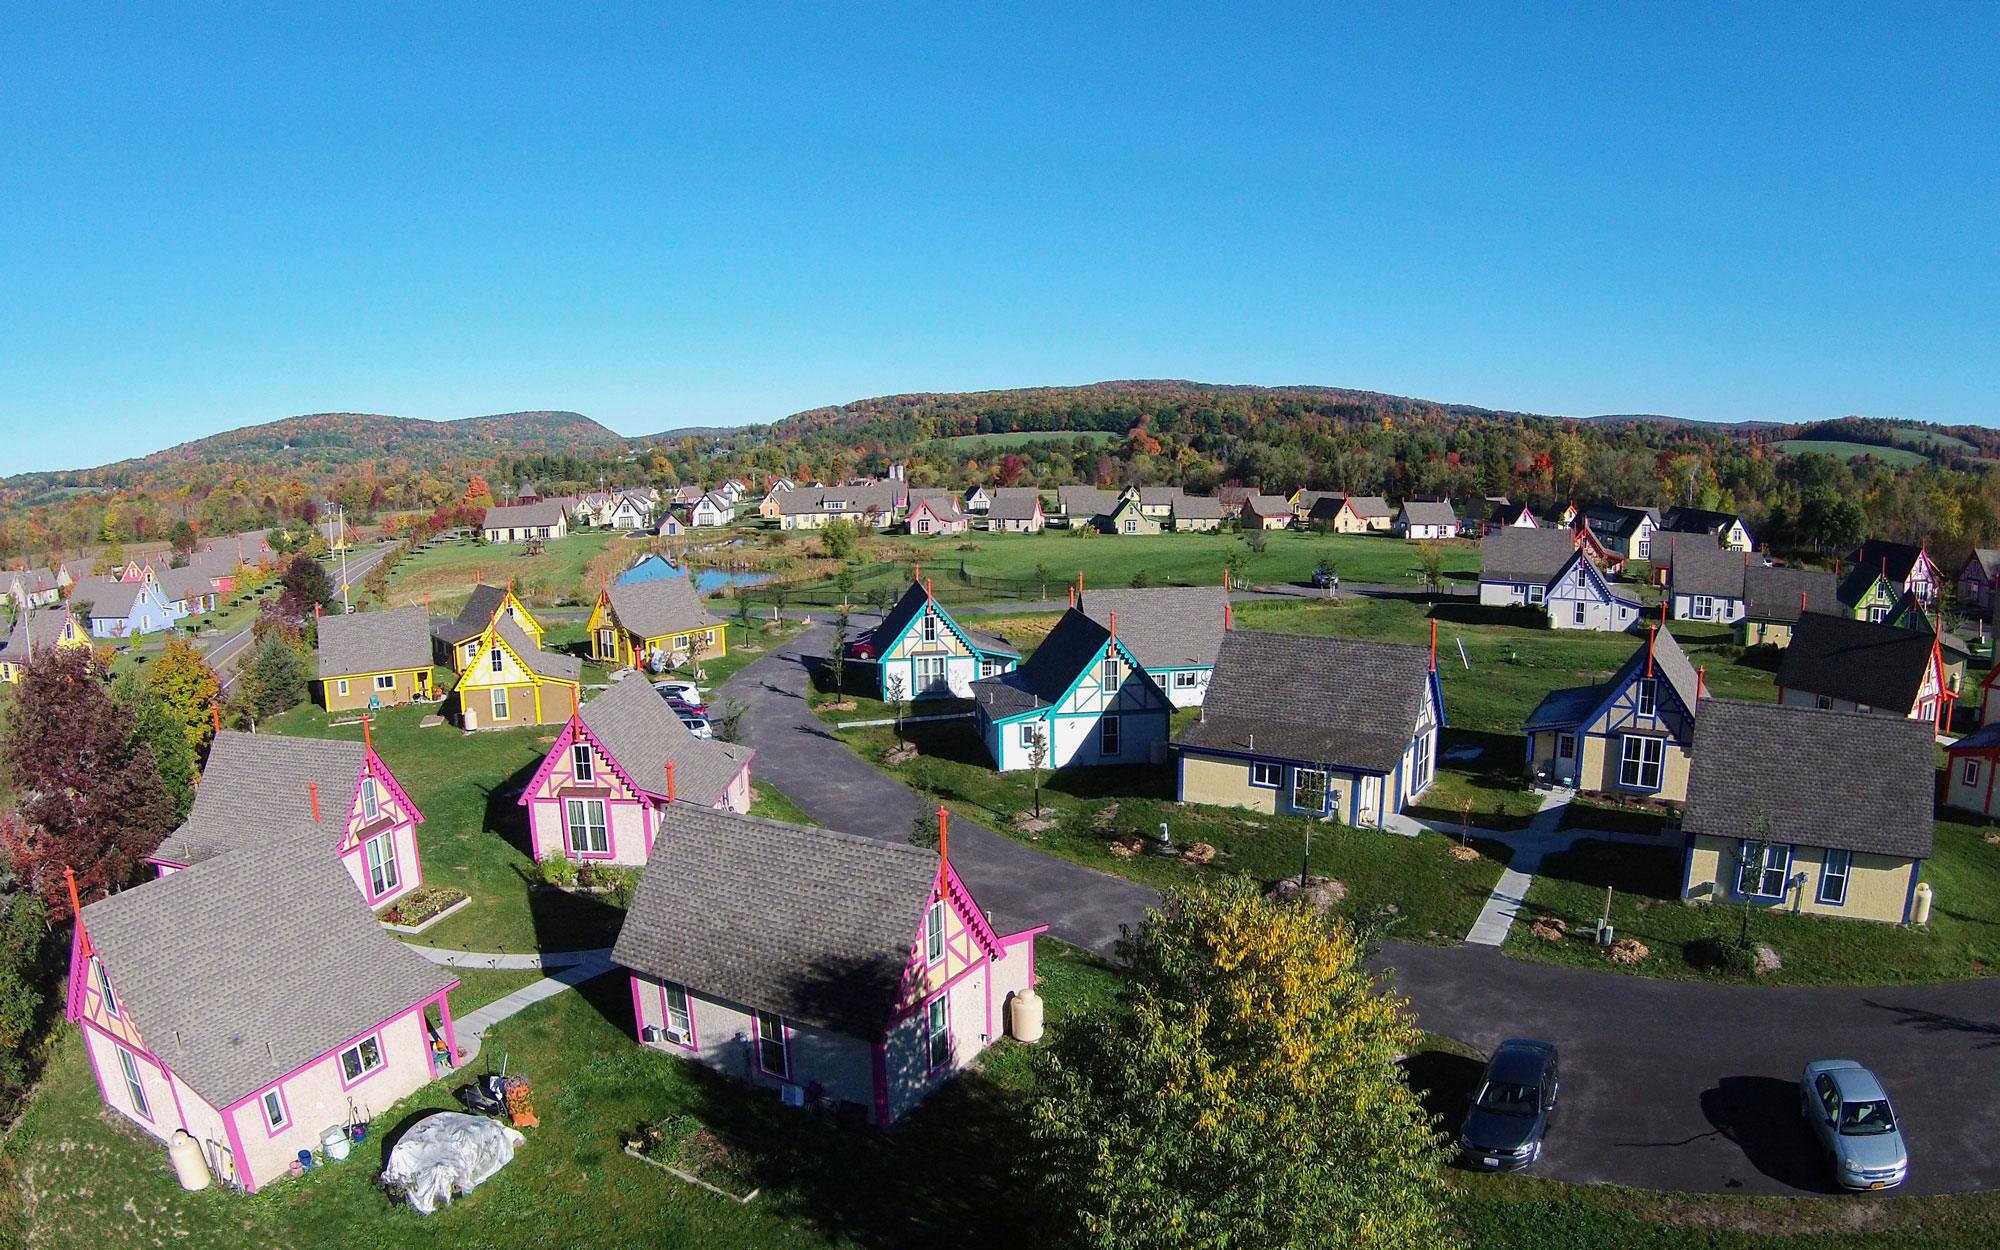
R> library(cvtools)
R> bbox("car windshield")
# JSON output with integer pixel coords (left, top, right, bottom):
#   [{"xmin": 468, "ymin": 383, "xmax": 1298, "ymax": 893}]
[
  {"xmin": 1839, "ymin": 1100, "xmax": 1897, "ymax": 1136},
  {"xmin": 1474, "ymin": 1080, "xmax": 1541, "ymax": 1116}
]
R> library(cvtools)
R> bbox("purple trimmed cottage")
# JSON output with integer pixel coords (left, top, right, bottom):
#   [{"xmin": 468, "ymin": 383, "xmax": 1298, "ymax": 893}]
[
  {"xmin": 520, "ymin": 674, "xmax": 754, "ymax": 865},
  {"xmin": 148, "ymin": 728, "xmax": 427, "ymax": 910},
  {"xmin": 70, "ymin": 822, "xmax": 457, "ymax": 1193},
  {"xmin": 613, "ymin": 806, "xmax": 1043, "ymax": 1124}
]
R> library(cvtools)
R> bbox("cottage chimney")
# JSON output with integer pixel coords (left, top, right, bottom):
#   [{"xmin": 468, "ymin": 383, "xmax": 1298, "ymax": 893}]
[{"xmin": 309, "ymin": 783, "xmax": 320, "ymax": 822}]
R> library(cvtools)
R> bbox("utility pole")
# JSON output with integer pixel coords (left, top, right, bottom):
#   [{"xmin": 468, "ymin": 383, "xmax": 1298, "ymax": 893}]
[{"xmin": 336, "ymin": 504, "xmax": 350, "ymax": 613}]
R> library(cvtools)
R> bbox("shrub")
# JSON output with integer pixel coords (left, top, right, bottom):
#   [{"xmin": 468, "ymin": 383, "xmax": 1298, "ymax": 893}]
[{"xmin": 539, "ymin": 856, "xmax": 580, "ymax": 888}]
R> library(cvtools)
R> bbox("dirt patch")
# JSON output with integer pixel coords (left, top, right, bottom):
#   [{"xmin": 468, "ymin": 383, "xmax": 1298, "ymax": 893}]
[
  {"xmin": 1530, "ymin": 916, "xmax": 1568, "ymax": 942},
  {"xmin": 821, "ymin": 700, "xmax": 858, "ymax": 712},
  {"xmin": 1012, "ymin": 812, "xmax": 1058, "ymax": 835},
  {"xmin": 1446, "ymin": 844, "xmax": 1482, "ymax": 863},
  {"xmin": 1092, "ymin": 803, "xmax": 1121, "ymax": 829},
  {"xmin": 1107, "ymin": 833, "xmax": 1147, "ymax": 858},
  {"xmin": 1265, "ymin": 875, "xmax": 1347, "ymax": 910},
  {"xmin": 1754, "ymin": 944, "xmax": 1782, "ymax": 974},
  {"xmin": 1180, "ymin": 842, "xmax": 1218, "ymax": 865},
  {"xmin": 882, "ymin": 743, "xmax": 920, "ymax": 766},
  {"xmin": 1607, "ymin": 937, "xmax": 1649, "ymax": 964}
]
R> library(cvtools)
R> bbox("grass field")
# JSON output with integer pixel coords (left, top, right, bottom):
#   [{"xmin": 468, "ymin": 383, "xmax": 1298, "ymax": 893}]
[
  {"xmin": 1505, "ymin": 819, "xmax": 2000, "ymax": 985},
  {"xmin": 1775, "ymin": 440, "xmax": 1931, "ymax": 468},
  {"xmin": 746, "ymin": 780, "xmax": 817, "ymax": 825},
  {"xmin": 382, "ymin": 533, "xmax": 627, "ymax": 613}
]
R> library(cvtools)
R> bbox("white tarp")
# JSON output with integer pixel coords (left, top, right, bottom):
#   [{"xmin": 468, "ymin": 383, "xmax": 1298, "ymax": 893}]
[{"xmin": 380, "ymin": 1112, "xmax": 525, "ymax": 1214}]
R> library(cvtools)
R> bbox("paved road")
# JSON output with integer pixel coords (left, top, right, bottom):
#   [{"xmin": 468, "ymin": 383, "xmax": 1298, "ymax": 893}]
[
  {"xmin": 719, "ymin": 625, "xmax": 1156, "ymax": 956},
  {"xmin": 1379, "ymin": 943, "xmax": 2000, "ymax": 1195},
  {"xmin": 205, "ymin": 543, "xmax": 396, "ymax": 690}
]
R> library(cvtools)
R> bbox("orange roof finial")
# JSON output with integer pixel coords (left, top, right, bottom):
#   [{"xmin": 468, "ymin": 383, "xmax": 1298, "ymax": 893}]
[
  {"xmin": 361, "ymin": 715, "xmax": 371, "ymax": 754},
  {"xmin": 1224, "ymin": 601, "xmax": 1233, "ymax": 630},
  {"xmin": 1697, "ymin": 665, "xmax": 1706, "ymax": 698},
  {"xmin": 211, "ymin": 703, "xmax": 221, "ymax": 733},
  {"xmin": 938, "ymin": 806, "xmax": 949, "ymax": 870},
  {"xmin": 571, "ymin": 684, "xmax": 580, "ymax": 719},
  {"xmin": 309, "ymin": 782, "xmax": 320, "ymax": 822},
  {"xmin": 1108, "ymin": 610, "xmax": 1116, "ymax": 641},
  {"xmin": 926, "ymin": 577, "xmax": 933, "ymax": 597},
  {"xmin": 665, "ymin": 760, "xmax": 676, "ymax": 803},
  {"xmin": 914, "ymin": 563, "xmax": 921, "ymax": 582},
  {"xmin": 1078, "ymin": 571, "xmax": 1085, "ymax": 593},
  {"xmin": 1068, "ymin": 585, "xmax": 1075, "ymax": 607},
  {"xmin": 65, "ymin": 867, "xmax": 90, "ymax": 952},
  {"xmin": 1647, "ymin": 624, "xmax": 1657, "ymax": 677}
]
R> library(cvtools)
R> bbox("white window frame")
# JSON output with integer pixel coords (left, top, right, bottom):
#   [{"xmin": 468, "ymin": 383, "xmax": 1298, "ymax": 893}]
[
  {"xmin": 1172, "ymin": 670, "xmax": 1199, "ymax": 690},
  {"xmin": 1017, "ymin": 722, "xmax": 1042, "ymax": 751},
  {"xmin": 336, "ymin": 678, "xmax": 350, "ymax": 696},
  {"xmin": 1635, "ymin": 678, "xmax": 1657, "ymax": 718},
  {"xmin": 978, "ymin": 658, "xmax": 999, "ymax": 679},
  {"xmin": 1100, "ymin": 715, "xmax": 1121, "ymax": 756},
  {"xmin": 921, "ymin": 613, "xmax": 938, "ymax": 643},
  {"xmin": 1691, "ymin": 595, "xmax": 1713, "ymax": 620},
  {"xmin": 1736, "ymin": 842, "xmax": 1793, "ymax": 900},
  {"xmin": 1101, "ymin": 655, "xmax": 1121, "ymax": 689},
  {"xmin": 1555, "ymin": 732, "xmax": 1577, "ymax": 761},
  {"xmin": 1250, "ymin": 761, "xmax": 1282, "ymax": 788},
  {"xmin": 1292, "ymin": 768, "xmax": 1329, "ymax": 814},
  {"xmin": 663, "ymin": 982, "xmax": 694, "ymax": 1046},
  {"xmin": 492, "ymin": 687, "xmax": 509, "ymax": 720},
  {"xmin": 1818, "ymin": 849, "xmax": 1852, "ymax": 906},
  {"xmin": 1619, "ymin": 734, "xmax": 1664, "ymax": 790},
  {"xmin": 1123, "ymin": 517, "xmax": 1138, "ymax": 533},
  {"xmin": 1964, "ymin": 759, "xmax": 1982, "ymax": 789},
  {"xmin": 754, "ymin": 1011, "xmax": 789, "ymax": 1079},
  {"xmin": 915, "ymin": 654, "xmax": 948, "ymax": 690},
  {"xmin": 339, "ymin": 1034, "xmax": 385, "ymax": 1086},
  {"xmin": 566, "ymin": 797, "xmax": 610, "ymax": 855},
  {"xmin": 572, "ymin": 742, "xmax": 594, "ymax": 783},
  {"xmin": 1868, "ymin": 605, "xmax": 1887, "ymax": 623},
  {"xmin": 361, "ymin": 777, "xmax": 380, "ymax": 821},
  {"xmin": 1814, "ymin": 694, "xmax": 1833, "ymax": 710},
  {"xmin": 365, "ymin": 831, "xmax": 399, "ymax": 897},
  {"xmin": 490, "ymin": 647, "xmax": 505, "ymax": 673},
  {"xmin": 926, "ymin": 900, "xmax": 946, "ymax": 964},
  {"xmin": 96, "ymin": 958, "xmax": 119, "ymax": 1017},
  {"xmin": 1412, "ymin": 733, "xmax": 1433, "ymax": 789},
  {"xmin": 118, "ymin": 1046, "xmax": 150, "ymax": 1121},
  {"xmin": 374, "ymin": 673, "xmax": 397, "ymax": 691},
  {"xmin": 1527, "ymin": 584, "xmax": 1545, "ymax": 605},
  {"xmin": 262, "ymin": 1087, "xmax": 289, "ymax": 1132},
  {"xmin": 596, "ymin": 628, "xmax": 617, "ymax": 655},
  {"xmin": 927, "ymin": 995, "xmax": 950, "ymax": 1071},
  {"xmin": 1573, "ymin": 601, "xmax": 1587, "ymax": 626}
]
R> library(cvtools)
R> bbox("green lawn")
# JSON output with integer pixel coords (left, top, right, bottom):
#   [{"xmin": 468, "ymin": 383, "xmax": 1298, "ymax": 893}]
[
  {"xmin": 382, "ymin": 532, "xmax": 626, "ymax": 613},
  {"xmin": 1775, "ymin": 439, "xmax": 1931, "ymax": 468},
  {"xmin": 260, "ymin": 701, "xmax": 623, "ymax": 955},
  {"xmin": 1503, "ymin": 820, "xmax": 2000, "ymax": 985},
  {"xmin": 746, "ymin": 781, "xmax": 817, "ymax": 825},
  {"xmin": 843, "ymin": 717, "xmax": 1509, "ymax": 945}
]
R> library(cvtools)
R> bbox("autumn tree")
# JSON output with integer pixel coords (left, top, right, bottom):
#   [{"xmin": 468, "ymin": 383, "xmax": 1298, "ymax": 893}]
[
  {"xmin": 147, "ymin": 637, "xmax": 222, "ymax": 757},
  {"xmin": 0, "ymin": 647, "xmax": 177, "ymax": 918},
  {"xmin": 113, "ymin": 672, "xmax": 196, "ymax": 819},
  {"xmin": 281, "ymin": 553, "xmax": 337, "ymax": 621},
  {"xmin": 168, "ymin": 519, "xmax": 198, "ymax": 559},
  {"xmin": 1032, "ymin": 876, "xmax": 1458, "ymax": 1250},
  {"xmin": 462, "ymin": 475, "xmax": 495, "ymax": 508}
]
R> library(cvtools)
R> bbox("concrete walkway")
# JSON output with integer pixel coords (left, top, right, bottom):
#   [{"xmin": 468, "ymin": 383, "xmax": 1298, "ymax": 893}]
[
  {"xmin": 441, "ymin": 951, "xmax": 620, "ymax": 1069},
  {"xmin": 406, "ymin": 944, "xmax": 613, "ymax": 970},
  {"xmin": 721, "ymin": 625, "xmax": 1157, "ymax": 956},
  {"xmin": 1463, "ymin": 789, "xmax": 1571, "ymax": 945}
]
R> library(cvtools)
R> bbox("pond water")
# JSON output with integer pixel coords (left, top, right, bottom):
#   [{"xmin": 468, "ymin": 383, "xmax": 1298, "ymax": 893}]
[{"xmin": 692, "ymin": 567, "xmax": 774, "ymax": 594}]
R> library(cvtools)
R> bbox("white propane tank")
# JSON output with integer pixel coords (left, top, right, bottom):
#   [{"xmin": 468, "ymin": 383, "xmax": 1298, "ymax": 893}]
[
  {"xmin": 1913, "ymin": 882, "xmax": 1934, "ymax": 927},
  {"xmin": 1009, "ymin": 988, "xmax": 1045, "ymax": 1044},
  {"xmin": 321, "ymin": 1124, "xmax": 351, "ymax": 1162},
  {"xmin": 168, "ymin": 1130, "xmax": 211, "ymax": 1191}
]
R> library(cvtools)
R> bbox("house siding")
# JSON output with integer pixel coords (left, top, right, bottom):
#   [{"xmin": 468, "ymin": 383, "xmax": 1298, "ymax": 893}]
[
  {"xmin": 632, "ymin": 978, "xmax": 876, "ymax": 1106},
  {"xmin": 1681, "ymin": 834, "xmax": 1917, "ymax": 924},
  {"xmin": 321, "ymin": 668, "xmax": 427, "ymax": 713}
]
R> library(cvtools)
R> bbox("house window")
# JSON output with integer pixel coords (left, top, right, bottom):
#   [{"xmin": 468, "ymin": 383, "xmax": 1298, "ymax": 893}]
[
  {"xmin": 1293, "ymin": 768, "xmax": 1329, "ymax": 814},
  {"xmin": 754, "ymin": 1011, "xmax": 789, "ymax": 1078},
  {"xmin": 596, "ymin": 629, "xmax": 616, "ymax": 655},
  {"xmin": 1555, "ymin": 733, "xmax": 1576, "ymax": 761},
  {"xmin": 1123, "ymin": 518, "xmax": 1138, "ymax": 533},
  {"xmin": 1813, "ymin": 694, "xmax": 1833, "ymax": 710},
  {"xmin": 464, "ymin": 641, "xmax": 479, "ymax": 665},
  {"xmin": 927, "ymin": 900, "xmax": 946, "ymax": 964},
  {"xmin": 1818, "ymin": 849, "xmax": 1852, "ymax": 906},
  {"xmin": 262, "ymin": 1087, "xmax": 289, "ymax": 1132},
  {"xmin": 1573, "ymin": 601, "xmax": 1587, "ymax": 626},
  {"xmin": 1250, "ymin": 761, "xmax": 1282, "ymax": 788},
  {"xmin": 1172, "ymin": 671, "xmax": 1199, "ymax": 690},
  {"xmin": 566, "ymin": 798, "xmax": 609, "ymax": 855},
  {"xmin": 661, "ymin": 982, "xmax": 695, "ymax": 1046},
  {"xmin": 1964, "ymin": 759, "xmax": 1982, "ymax": 789},
  {"xmin": 927, "ymin": 995, "xmax": 951, "ymax": 1070},
  {"xmin": 1868, "ymin": 606, "xmax": 1887, "ymax": 623},
  {"xmin": 492, "ymin": 688, "xmax": 509, "ymax": 720},
  {"xmin": 916, "ymin": 655, "xmax": 948, "ymax": 691},
  {"xmin": 1619, "ymin": 735, "xmax": 1664, "ymax": 790},
  {"xmin": 1412, "ymin": 734, "xmax": 1433, "ymax": 789},
  {"xmin": 361, "ymin": 777, "xmax": 380, "ymax": 821},
  {"xmin": 978, "ymin": 658, "xmax": 999, "ymax": 679},
  {"xmin": 1100, "ymin": 715, "xmax": 1121, "ymax": 756},
  {"xmin": 96, "ymin": 958, "xmax": 118, "ymax": 1016},
  {"xmin": 374, "ymin": 673, "xmax": 396, "ymax": 691},
  {"xmin": 1101, "ymin": 655, "xmax": 1121, "ymax": 689},
  {"xmin": 490, "ymin": 648, "xmax": 504, "ymax": 673},
  {"xmin": 1692, "ymin": 596, "xmax": 1713, "ymax": 620},
  {"xmin": 1736, "ymin": 842, "xmax": 1793, "ymax": 900},
  {"xmin": 1857, "ymin": 703, "xmax": 1872, "ymax": 714},
  {"xmin": 1527, "ymin": 585, "xmax": 1545, "ymax": 605},
  {"xmin": 921, "ymin": 614, "xmax": 938, "ymax": 643},
  {"xmin": 365, "ymin": 832, "xmax": 398, "ymax": 897},
  {"xmin": 1635, "ymin": 679, "xmax": 1657, "ymax": 718},
  {"xmin": 1018, "ymin": 722, "xmax": 1042, "ymax": 752},
  {"xmin": 339, "ymin": 1035, "xmax": 385, "ymax": 1085},
  {"xmin": 572, "ymin": 743, "xmax": 595, "ymax": 783},
  {"xmin": 1637, "ymin": 539, "xmax": 1651, "ymax": 559},
  {"xmin": 117, "ymin": 1047, "xmax": 150, "ymax": 1121},
  {"xmin": 337, "ymin": 679, "xmax": 350, "ymax": 696}
]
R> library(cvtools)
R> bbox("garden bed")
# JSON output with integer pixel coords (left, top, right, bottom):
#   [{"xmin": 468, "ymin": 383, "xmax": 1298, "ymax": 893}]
[
  {"xmin": 377, "ymin": 887, "xmax": 471, "ymax": 934},
  {"xmin": 625, "ymin": 1115, "xmax": 760, "ymax": 1203}
]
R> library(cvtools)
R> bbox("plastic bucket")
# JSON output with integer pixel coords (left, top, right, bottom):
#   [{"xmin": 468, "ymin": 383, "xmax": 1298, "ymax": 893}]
[{"xmin": 321, "ymin": 1125, "xmax": 351, "ymax": 1162}]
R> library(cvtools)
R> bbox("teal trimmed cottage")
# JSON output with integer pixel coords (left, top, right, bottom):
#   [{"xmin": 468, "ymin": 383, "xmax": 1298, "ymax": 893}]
[{"xmin": 970, "ymin": 607, "xmax": 1171, "ymax": 771}]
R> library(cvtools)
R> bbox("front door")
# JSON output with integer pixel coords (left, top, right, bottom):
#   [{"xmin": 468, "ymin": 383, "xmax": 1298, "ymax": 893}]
[{"xmin": 1555, "ymin": 733, "xmax": 1578, "ymax": 785}]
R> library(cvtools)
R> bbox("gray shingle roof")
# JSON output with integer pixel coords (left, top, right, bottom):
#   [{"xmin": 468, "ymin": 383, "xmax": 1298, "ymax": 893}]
[
  {"xmin": 1057, "ymin": 486, "xmax": 1116, "ymax": 517},
  {"xmin": 985, "ymin": 488, "xmax": 1043, "ymax": 522},
  {"xmin": 1137, "ymin": 486, "xmax": 1185, "ymax": 506},
  {"xmin": 1667, "ymin": 542, "xmax": 1750, "ymax": 600},
  {"xmin": 81, "ymin": 821, "xmax": 456, "ymax": 1109},
  {"xmin": 483, "ymin": 501, "xmax": 568, "ymax": 529},
  {"xmin": 604, "ymin": 576, "xmax": 721, "ymax": 641},
  {"xmin": 1851, "ymin": 540, "xmax": 1927, "ymax": 585},
  {"xmin": 1241, "ymin": 495, "xmax": 1292, "ymax": 516},
  {"xmin": 1577, "ymin": 504, "xmax": 1654, "ymax": 540},
  {"xmin": 1347, "ymin": 496, "xmax": 1393, "ymax": 519},
  {"xmin": 1481, "ymin": 528, "xmax": 1583, "ymax": 584},
  {"xmin": 1, "ymin": 606, "xmax": 77, "ymax": 662},
  {"xmin": 1523, "ymin": 627, "xmax": 1702, "ymax": 732},
  {"xmin": 1683, "ymin": 699, "xmax": 1935, "ymax": 859},
  {"xmin": 1172, "ymin": 495, "xmax": 1223, "ymax": 520},
  {"xmin": 579, "ymin": 675, "xmax": 752, "ymax": 806},
  {"xmin": 432, "ymin": 584, "xmax": 509, "ymax": 646},
  {"xmin": 1078, "ymin": 587, "xmax": 1229, "ymax": 671},
  {"xmin": 1660, "ymin": 507, "xmax": 1746, "ymax": 538},
  {"xmin": 1775, "ymin": 614, "xmax": 1938, "ymax": 711},
  {"xmin": 69, "ymin": 576, "xmax": 146, "ymax": 619},
  {"xmin": 971, "ymin": 608, "xmax": 1112, "ymax": 719},
  {"xmin": 317, "ymin": 606, "xmax": 432, "ymax": 679},
  {"xmin": 1399, "ymin": 500, "xmax": 1459, "ymax": 527},
  {"xmin": 611, "ymin": 805, "xmax": 940, "ymax": 1037},
  {"xmin": 495, "ymin": 616, "xmax": 582, "ymax": 681},
  {"xmin": 1174, "ymin": 630, "xmax": 1432, "ymax": 773},
  {"xmin": 1968, "ymin": 549, "xmax": 2000, "ymax": 580},
  {"xmin": 153, "ymin": 731, "xmax": 370, "ymax": 865}
]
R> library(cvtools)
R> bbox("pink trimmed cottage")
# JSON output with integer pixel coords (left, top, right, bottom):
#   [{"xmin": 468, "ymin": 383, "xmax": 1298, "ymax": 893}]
[
  {"xmin": 71, "ymin": 819, "xmax": 457, "ymax": 1193},
  {"xmin": 148, "ymin": 727, "xmax": 427, "ymax": 910},
  {"xmin": 520, "ymin": 674, "xmax": 754, "ymax": 866},
  {"xmin": 613, "ymin": 806, "xmax": 1043, "ymax": 1124}
]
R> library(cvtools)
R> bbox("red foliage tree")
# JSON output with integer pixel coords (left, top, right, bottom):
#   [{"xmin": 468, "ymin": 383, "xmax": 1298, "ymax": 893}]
[
  {"xmin": 0, "ymin": 647, "xmax": 176, "ymax": 920},
  {"xmin": 997, "ymin": 454, "xmax": 1027, "ymax": 486}
]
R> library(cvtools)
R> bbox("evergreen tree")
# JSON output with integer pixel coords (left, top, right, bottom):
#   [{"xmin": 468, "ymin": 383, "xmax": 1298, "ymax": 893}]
[
  {"xmin": 113, "ymin": 673, "xmax": 196, "ymax": 819},
  {"xmin": 240, "ymin": 633, "xmax": 309, "ymax": 719}
]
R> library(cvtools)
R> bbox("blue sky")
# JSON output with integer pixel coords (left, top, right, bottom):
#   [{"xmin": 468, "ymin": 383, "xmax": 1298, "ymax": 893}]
[{"xmin": 2, "ymin": 4, "xmax": 1995, "ymax": 472}]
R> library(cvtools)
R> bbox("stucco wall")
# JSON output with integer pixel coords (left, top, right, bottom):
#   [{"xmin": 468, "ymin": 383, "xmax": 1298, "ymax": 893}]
[
  {"xmin": 338, "ymin": 820, "xmax": 422, "ymax": 907},
  {"xmin": 1945, "ymin": 754, "xmax": 1999, "ymax": 816},
  {"xmin": 1681, "ymin": 833, "xmax": 1916, "ymax": 924},
  {"xmin": 632, "ymin": 977, "xmax": 876, "ymax": 1108},
  {"xmin": 323, "ymin": 668, "xmax": 422, "ymax": 712}
]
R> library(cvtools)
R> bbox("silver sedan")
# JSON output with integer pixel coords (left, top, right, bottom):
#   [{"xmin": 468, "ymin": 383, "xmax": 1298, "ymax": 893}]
[{"xmin": 1799, "ymin": 1060, "xmax": 1908, "ymax": 1191}]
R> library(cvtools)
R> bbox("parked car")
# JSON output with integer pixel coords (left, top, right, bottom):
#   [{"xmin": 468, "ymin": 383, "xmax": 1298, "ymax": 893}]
[
  {"xmin": 1311, "ymin": 567, "xmax": 1339, "ymax": 590},
  {"xmin": 663, "ymin": 692, "xmax": 710, "ymax": 716},
  {"xmin": 1460, "ymin": 1039, "xmax": 1559, "ymax": 1171},
  {"xmin": 847, "ymin": 631, "xmax": 880, "ymax": 660},
  {"xmin": 674, "ymin": 710, "xmax": 715, "ymax": 739},
  {"xmin": 654, "ymin": 679, "xmax": 705, "ymax": 705},
  {"xmin": 1800, "ymin": 1060, "xmax": 1908, "ymax": 1190}
]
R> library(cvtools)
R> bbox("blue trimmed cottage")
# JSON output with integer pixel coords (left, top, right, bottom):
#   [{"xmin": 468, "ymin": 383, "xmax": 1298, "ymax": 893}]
[
  {"xmin": 856, "ymin": 579, "xmax": 1020, "ymax": 700},
  {"xmin": 1523, "ymin": 626, "xmax": 1702, "ymax": 802},
  {"xmin": 72, "ymin": 576, "xmax": 182, "ymax": 639},
  {"xmin": 970, "ymin": 607, "xmax": 1171, "ymax": 771},
  {"xmin": 1545, "ymin": 548, "xmax": 1642, "ymax": 632},
  {"xmin": 1174, "ymin": 631, "xmax": 1443, "ymax": 828}
]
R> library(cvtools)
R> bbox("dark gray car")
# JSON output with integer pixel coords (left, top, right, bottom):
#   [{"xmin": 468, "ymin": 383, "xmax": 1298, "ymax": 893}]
[{"xmin": 1461, "ymin": 1039, "xmax": 1559, "ymax": 1171}]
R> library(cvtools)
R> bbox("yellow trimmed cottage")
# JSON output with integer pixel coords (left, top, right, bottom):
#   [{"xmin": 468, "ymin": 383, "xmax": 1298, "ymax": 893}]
[
  {"xmin": 432, "ymin": 584, "xmax": 545, "ymax": 674},
  {"xmin": 453, "ymin": 614, "xmax": 582, "ymax": 730},
  {"xmin": 315, "ymin": 606, "xmax": 434, "ymax": 712},
  {"xmin": 1523, "ymin": 626, "xmax": 1702, "ymax": 802},
  {"xmin": 0, "ymin": 605, "xmax": 90, "ymax": 683},
  {"xmin": 1680, "ymin": 700, "xmax": 1934, "ymax": 925},
  {"xmin": 588, "ymin": 576, "xmax": 725, "ymax": 672}
]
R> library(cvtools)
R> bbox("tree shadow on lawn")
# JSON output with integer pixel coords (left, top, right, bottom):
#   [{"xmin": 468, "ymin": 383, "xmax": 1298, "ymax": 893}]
[
  {"xmin": 1429, "ymin": 601, "xmax": 1547, "ymax": 629},
  {"xmin": 1436, "ymin": 728, "xmax": 1526, "ymax": 773},
  {"xmin": 897, "ymin": 719, "xmax": 995, "ymax": 769},
  {"xmin": 482, "ymin": 757, "xmax": 545, "ymax": 862},
  {"xmin": 526, "ymin": 872, "xmax": 628, "ymax": 954},
  {"xmin": 1533, "ymin": 839, "xmax": 1681, "ymax": 897}
]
